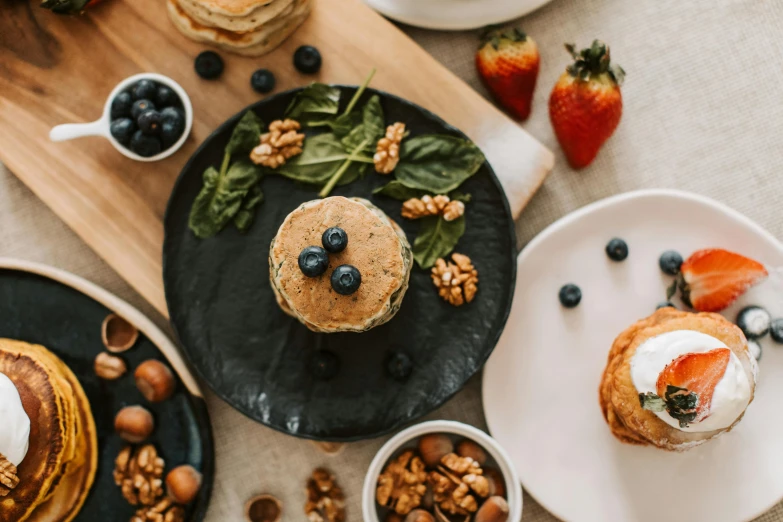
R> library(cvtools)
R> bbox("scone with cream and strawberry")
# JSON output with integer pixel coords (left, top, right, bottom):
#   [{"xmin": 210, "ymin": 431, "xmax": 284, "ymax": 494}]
[{"xmin": 599, "ymin": 308, "xmax": 756, "ymax": 451}]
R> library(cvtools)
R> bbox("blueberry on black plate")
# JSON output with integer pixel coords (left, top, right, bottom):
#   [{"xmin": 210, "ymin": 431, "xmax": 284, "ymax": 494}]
[
  {"xmin": 559, "ymin": 284, "xmax": 581, "ymax": 308},
  {"xmin": 736, "ymin": 306, "xmax": 771, "ymax": 339},
  {"xmin": 605, "ymin": 238, "xmax": 629, "ymax": 261},
  {"xmin": 132, "ymin": 79, "xmax": 158, "ymax": 101},
  {"xmin": 331, "ymin": 265, "xmax": 361, "ymax": 295},
  {"xmin": 160, "ymin": 121, "xmax": 184, "ymax": 149},
  {"xmin": 110, "ymin": 118, "xmax": 136, "ymax": 145},
  {"xmin": 308, "ymin": 350, "xmax": 340, "ymax": 381},
  {"xmin": 129, "ymin": 130, "xmax": 162, "ymax": 158},
  {"xmin": 131, "ymin": 99, "xmax": 156, "ymax": 120},
  {"xmin": 137, "ymin": 110, "xmax": 162, "ymax": 135},
  {"xmin": 659, "ymin": 250, "xmax": 684, "ymax": 275},
  {"xmin": 298, "ymin": 246, "xmax": 329, "ymax": 277},
  {"xmin": 194, "ymin": 51, "xmax": 224, "ymax": 80},
  {"xmin": 386, "ymin": 351, "xmax": 413, "ymax": 382},
  {"xmin": 110, "ymin": 91, "xmax": 133, "ymax": 119},
  {"xmin": 656, "ymin": 301, "xmax": 676, "ymax": 310},
  {"xmin": 748, "ymin": 339, "xmax": 762, "ymax": 361},
  {"xmin": 321, "ymin": 227, "xmax": 347, "ymax": 253},
  {"xmin": 770, "ymin": 318, "xmax": 783, "ymax": 344},
  {"xmin": 250, "ymin": 69, "xmax": 276, "ymax": 93},
  {"xmin": 155, "ymin": 85, "xmax": 178, "ymax": 107},
  {"xmin": 293, "ymin": 45, "xmax": 322, "ymax": 74}
]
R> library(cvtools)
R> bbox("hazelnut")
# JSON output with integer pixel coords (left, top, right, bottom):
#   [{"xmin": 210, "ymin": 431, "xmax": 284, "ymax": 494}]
[
  {"xmin": 456, "ymin": 439, "xmax": 488, "ymax": 466},
  {"xmin": 94, "ymin": 352, "xmax": 127, "ymax": 380},
  {"xmin": 484, "ymin": 468, "xmax": 506, "ymax": 498},
  {"xmin": 311, "ymin": 440, "xmax": 345, "ymax": 455},
  {"xmin": 135, "ymin": 360, "xmax": 176, "ymax": 402},
  {"xmin": 404, "ymin": 509, "xmax": 435, "ymax": 522},
  {"xmin": 166, "ymin": 465, "xmax": 202, "ymax": 505},
  {"xmin": 102, "ymin": 313, "xmax": 139, "ymax": 353},
  {"xmin": 244, "ymin": 494, "xmax": 282, "ymax": 522},
  {"xmin": 114, "ymin": 405, "xmax": 154, "ymax": 443},
  {"xmin": 474, "ymin": 496, "xmax": 509, "ymax": 522},
  {"xmin": 418, "ymin": 433, "xmax": 454, "ymax": 468}
]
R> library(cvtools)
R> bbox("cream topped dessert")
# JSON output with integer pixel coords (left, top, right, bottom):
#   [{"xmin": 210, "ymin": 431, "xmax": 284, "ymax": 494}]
[
  {"xmin": 0, "ymin": 372, "xmax": 30, "ymax": 466},
  {"xmin": 632, "ymin": 330, "xmax": 753, "ymax": 433}
]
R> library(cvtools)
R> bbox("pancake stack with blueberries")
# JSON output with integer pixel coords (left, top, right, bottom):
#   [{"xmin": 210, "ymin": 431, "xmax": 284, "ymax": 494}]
[
  {"xmin": 270, "ymin": 197, "xmax": 413, "ymax": 333},
  {"xmin": 167, "ymin": 0, "xmax": 312, "ymax": 57},
  {"xmin": 0, "ymin": 339, "xmax": 98, "ymax": 522}
]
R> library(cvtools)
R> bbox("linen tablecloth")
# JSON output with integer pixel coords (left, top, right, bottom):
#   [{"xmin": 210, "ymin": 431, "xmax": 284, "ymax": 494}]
[{"xmin": 2, "ymin": 0, "xmax": 782, "ymax": 520}]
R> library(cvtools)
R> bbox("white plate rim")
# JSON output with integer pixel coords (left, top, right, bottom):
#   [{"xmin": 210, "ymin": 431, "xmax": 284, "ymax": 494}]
[{"xmin": 481, "ymin": 188, "xmax": 783, "ymax": 522}]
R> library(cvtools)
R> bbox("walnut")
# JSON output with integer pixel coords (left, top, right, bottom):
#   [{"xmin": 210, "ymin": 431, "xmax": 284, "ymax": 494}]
[
  {"xmin": 427, "ymin": 453, "xmax": 489, "ymax": 515},
  {"xmin": 250, "ymin": 119, "xmax": 304, "ymax": 168},
  {"xmin": 374, "ymin": 122, "xmax": 405, "ymax": 174},
  {"xmin": 131, "ymin": 498, "xmax": 185, "ymax": 522},
  {"xmin": 376, "ymin": 450, "xmax": 428, "ymax": 515},
  {"xmin": 114, "ymin": 445, "xmax": 166, "ymax": 507},
  {"xmin": 0, "ymin": 453, "xmax": 19, "ymax": 497},
  {"xmin": 401, "ymin": 195, "xmax": 464, "ymax": 222},
  {"xmin": 430, "ymin": 254, "xmax": 479, "ymax": 306},
  {"xmin": 305, "ymin": 468, "xmax": 346, "ymax": 522}
]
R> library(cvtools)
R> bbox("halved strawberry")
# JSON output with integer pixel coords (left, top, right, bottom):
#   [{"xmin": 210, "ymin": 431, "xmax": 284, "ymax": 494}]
[
  {"xmin": 679, "ymin": 248, "xmax": 768, "ymax": 312},
  {"xmin": 656, "ymin": 348, "xmax": 731, "ymax": 421}
]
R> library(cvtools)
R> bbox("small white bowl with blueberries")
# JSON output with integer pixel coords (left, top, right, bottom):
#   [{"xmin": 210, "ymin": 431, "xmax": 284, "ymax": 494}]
[{"xmin": 50, "ymin": 73, "xmax": 193, "ymax": 162}]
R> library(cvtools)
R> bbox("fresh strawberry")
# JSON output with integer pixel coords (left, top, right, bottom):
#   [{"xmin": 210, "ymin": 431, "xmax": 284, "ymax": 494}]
[
  {"xmin": 549, "ymin": 40, "xmax": 625, "ymax": 169},
  {"xmin": 656, "ymin": 348, "xmax": 731, "ymax": 421},
  {"xmin": 679, "ymin": 248, "xmax": 768, "ymax": 312},
  {"xmin": 476, "ymin": 28, "xmax": 540, "ymax": 121},
  {"xmin": 41, "ymin": 0, "xmax": 105, "ymax": 14}
]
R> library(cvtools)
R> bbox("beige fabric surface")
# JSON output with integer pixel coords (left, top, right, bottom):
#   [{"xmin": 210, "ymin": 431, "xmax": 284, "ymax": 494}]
[{"xmin": 2, "ymin": 0, "xmax": 783, "ymax": 520}]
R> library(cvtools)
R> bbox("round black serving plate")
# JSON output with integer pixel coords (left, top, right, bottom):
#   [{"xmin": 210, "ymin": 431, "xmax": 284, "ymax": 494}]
[
  {"xmin": 163, "ymin": 86, "xmax": 517, "ymax": 441},
  {"xmin": 0, "ymin": 268, "xmax": 213, "ymax": 522}
]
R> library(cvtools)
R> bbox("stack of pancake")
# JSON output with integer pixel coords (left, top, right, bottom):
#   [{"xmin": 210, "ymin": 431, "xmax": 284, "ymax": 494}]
[
  {"xmin": 167, "ymin": 0, "xmax": 312, "ymax": 56},
  {"xmin": 0, "ymin": 339, "xmax": 97, "ymax": 522}
]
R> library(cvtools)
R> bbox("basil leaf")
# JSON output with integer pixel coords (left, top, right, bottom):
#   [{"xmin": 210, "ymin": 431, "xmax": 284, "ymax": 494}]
[
  {"xmin": 396, "ymin": 135, "xmax": 485, "ymax": 194},
  {"xmin": 225, "ymin": 111, "xmax": 264, "ymax": 156},
  {"xmin": 373, "ymin": 180, "xmax": 429, "ymax": 200},
  {"xmin": 450, "ymin": 192, "xmax": 472, "ymax": 203},
  {"xmin": 188, "ymin": 160, "xmax": 263, "ymax": 238},
  {"xmin": 274, "ymin": 133, "xmax": 351, "ymax": 185},
  {"xmin": 341, "ymin": 95, "xmax": 385, "ymax": 152},
  {"xmin": 285, "ymin": 83, "xmax": 341, "ymax": 121},
  {"xmin": 311, "ymin": 111, "xmax": 361, "ymax": 137},
  {"xmin": 412, "ymin": 215, "xmax": 466, "ymax": 269},
  {"xmin": 233, "ymin": 184, "xmax": 264, "ymax": 233}
]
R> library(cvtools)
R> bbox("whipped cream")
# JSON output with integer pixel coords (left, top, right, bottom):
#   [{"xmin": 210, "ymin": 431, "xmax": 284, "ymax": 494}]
[
  {"xmin": 630, "ymin": 330, "xmax": 752, "ymax": 433},
  {"xmin": 0, "ymin": 372, "xmax": 30, "ymax": 466}
]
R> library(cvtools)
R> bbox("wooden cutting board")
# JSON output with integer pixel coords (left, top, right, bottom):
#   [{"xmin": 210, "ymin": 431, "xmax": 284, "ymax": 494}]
[{"xmin": 0, "ymin": 0, "xmax": 553, "ymax": 318}]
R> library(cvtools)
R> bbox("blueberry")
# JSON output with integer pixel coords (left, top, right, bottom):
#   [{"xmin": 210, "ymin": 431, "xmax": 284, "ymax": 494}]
[
  {"xmin": 131, "ymin": 99, "xmax": 156, "ymax": 120},
  {"xmin": 308, "ymin": 350, "xmax": 339, "ymax": 381},
  {"xmin": 386, "ymin": 351, "xmax": 413, "ymax": 381},
  {"xmin": 110, "ymin": 91, "xmax": 133, "ymax": 119},
  {"xmin": 659, "ymin": 250, "xmax": 684, "ymax": 275},
  {"xmin": 298, "ymin": 246, "xmax": 329, "ymax": 277},
  {"xmin": 132, "ymin": 79, "xmax": 158, "ymax": 101},
  {"xmin": 250, "ymin": 69, "xmax": 276, "ymax": 93},
  {"xmin": 656, "ymin": 301, "xmax": 676, "ymax": 310},
  {"xmin": 605, "ymin": 238, "xmax": 628, "ymax": 261},
  {"xmin": 559, "ymin": 284, "xmax": 581, "ymax": 308},
  {"xmin": 137, "ymin": 110, "xmax": 162, "ymax": 135},
  {"xmin": 195, "ymin": 51, "xmax": 224, "ymax": 80},
  {"xmin": 736, "ymin": 306, "xmax": 771, "ymax": 339},
  {"xmin": 160, "ymin": 121, "xmax": 184, "ymax": 149},
  {"xmin": 155, "ymin": 85, "xmax": 179, "ymax": 107},
  {"xmin": 110, "ymin": 118, "xmax": 136, "ymax": 145},
  {"xmin": 293, "ymin": 45, "xmax": 322, "ymax": 74},
  {"xmin": 130, "ymin": 130, "xmax": 162, "ymax": 157},
  {"xmin": 748, "ymin": 339, "xmax": 762, "ymax": 361},
  {"xmin": 321, "ymin": 227, "xmax": 347, "ymax": 253},
  {"xmin": 331, "ymin": 265, "xmax": 361, "ymax": 295},
  {"xmin": 160, "ymin": 106, "xmax": 185, "ymax": 127},
  {"xmin": 770, "ymin": 318, "xmax": 783, "ymax": 344}
]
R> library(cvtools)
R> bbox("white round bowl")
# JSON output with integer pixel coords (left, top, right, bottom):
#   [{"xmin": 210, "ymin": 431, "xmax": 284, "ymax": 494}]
[
  {"xmin": 49, "ymin": 72, "xmax": 193, "ymax": 162},
  {"xmin": 362, "ymin": 420, "xmax": 523, "ymax": 521}
]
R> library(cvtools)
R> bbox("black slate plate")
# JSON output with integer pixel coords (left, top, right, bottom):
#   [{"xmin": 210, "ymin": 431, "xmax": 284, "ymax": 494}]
[
  {"xmin": 0, "ymin": 267, "xmax": 213, "ymax": 522},
  {"xmin": 163, "ymin": 86, "xmax": 517, "ymax": 441}
]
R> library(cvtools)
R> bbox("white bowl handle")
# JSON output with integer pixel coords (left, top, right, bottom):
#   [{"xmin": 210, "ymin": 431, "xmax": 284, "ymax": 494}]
[{"xmin": 49, "ymin": 120, "xmax": 107, "ymax": 142}]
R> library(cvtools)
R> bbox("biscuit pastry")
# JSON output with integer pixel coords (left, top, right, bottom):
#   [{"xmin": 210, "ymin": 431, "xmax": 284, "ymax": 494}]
[
  {"xmin": 599, "ymin": 308, "xmax": 757, "ymax": 451},
  {"xmin": 270, "ymin": 197, "xmax": 413, "ymax": 333}
]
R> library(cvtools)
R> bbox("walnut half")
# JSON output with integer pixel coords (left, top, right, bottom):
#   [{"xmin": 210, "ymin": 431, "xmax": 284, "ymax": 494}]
[
  {"xmin": 376, "ymin": 450, "xmax": 428, "ymax": 515},
  {"xmin": 0, "ymin": 453, "xmax": 19, "ymax": 497},
  {"xmin": 431, "ymin": 254, "xmax": 479, "ymax": 306},
  {"xmin": 250, "ymin": 119, "xmax": 305, "ymax": 169},
  {"xmin": 305, "ymin": 468, "xmax": 346, "ymax": 522},
  {"xmin": 114, "ymin": 445, "xmax": 166, "ymax": 507},
  {"xmin": 374, "ymin": 122, "xmax": 406, "ymax": 174}
]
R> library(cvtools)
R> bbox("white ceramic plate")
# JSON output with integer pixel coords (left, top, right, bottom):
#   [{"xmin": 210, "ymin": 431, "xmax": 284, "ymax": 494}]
[
  {"xmin": 364, "ymin": 0, "xmax": 554, "ymax": 31},
  {"xmin": 482, "ymin": 189, "xmax": 783, "ymax": 522}
]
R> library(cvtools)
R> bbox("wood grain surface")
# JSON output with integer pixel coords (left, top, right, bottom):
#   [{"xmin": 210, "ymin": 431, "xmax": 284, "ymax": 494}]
[{"xmin": 0, "ymin": 0, "xmax": 553, "ymax": 317}]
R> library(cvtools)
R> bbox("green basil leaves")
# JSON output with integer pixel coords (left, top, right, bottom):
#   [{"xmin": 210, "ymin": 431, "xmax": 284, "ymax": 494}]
[
  {"xmin": 395, "ymin": 135, "xmax": 485, "ymax": 194},
  {"xmin": 412, "ymin": 215, "xmax": 466, "ymax": 269}
]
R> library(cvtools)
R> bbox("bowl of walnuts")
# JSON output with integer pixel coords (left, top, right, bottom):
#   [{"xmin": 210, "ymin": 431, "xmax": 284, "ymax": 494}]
[{"xmin": 362, "ymin": 420, "xmax": 522, "ymax": 522}]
